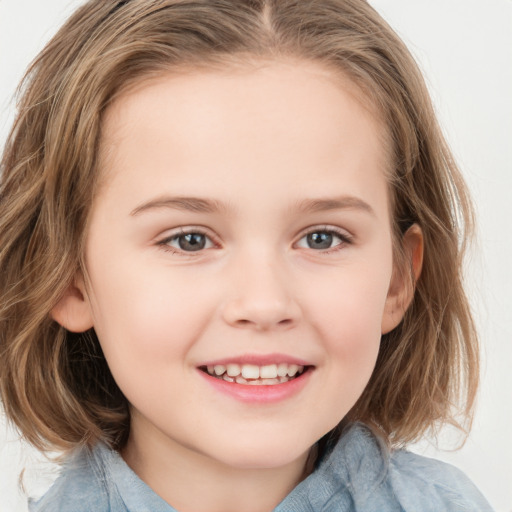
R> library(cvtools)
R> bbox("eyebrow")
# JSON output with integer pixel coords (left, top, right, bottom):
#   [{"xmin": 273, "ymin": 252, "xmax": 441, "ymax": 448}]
[
  {"xmin": 130, "ymin": 195, "xmax": 375, "ymax": 217},
  {"xmin": 130, "ymin": 196, "xmax": 230, "ymax": 216},
  {"xmin": 294, "ymin": 196, "xmax": 376, "ymax": 216}
]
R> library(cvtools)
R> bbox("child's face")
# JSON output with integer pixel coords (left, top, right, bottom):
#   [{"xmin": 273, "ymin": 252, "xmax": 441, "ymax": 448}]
[{"xmin": 67, "ymin": 60, "xmax": 408, "ymax": 470}]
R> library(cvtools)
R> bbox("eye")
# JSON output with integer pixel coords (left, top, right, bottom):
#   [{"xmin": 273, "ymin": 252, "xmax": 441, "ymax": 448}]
[
  {"xmin": 295, "ymin": 228, "xmax": 351, "ymax": 251},
  {"xmin": 158, "ymin": 230, "xmax": 215, "ymax": 253}
]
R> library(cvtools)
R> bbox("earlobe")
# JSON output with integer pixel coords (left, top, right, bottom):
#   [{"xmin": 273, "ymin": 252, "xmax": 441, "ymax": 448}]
[
  {"xmin": 51, "ymin": 276, "xmax": 94, "ymax": 333},
  {"xmin": 381, "ymin": 224, "xmax": 423, "ymax": 334}
]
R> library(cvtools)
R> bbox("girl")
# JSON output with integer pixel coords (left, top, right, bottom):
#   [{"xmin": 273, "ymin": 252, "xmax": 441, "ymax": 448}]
[{"xmin": 0, "ymin": 0, "xmax": 494, "ymax": 511}]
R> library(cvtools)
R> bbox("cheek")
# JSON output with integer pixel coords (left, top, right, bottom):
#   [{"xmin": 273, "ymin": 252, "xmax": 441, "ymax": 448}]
[
  {"xmin": 320, "ymin": 291, "xmax": 383, "ymax": 379},
  {"xmin": 85, "ymin": 258, "xmax": 216, "ymax": 373},
  {"xmin": 308, "ymin": 258, "xmax": 392, "ymax": 337},
  {"xmin": 303, "ymin": 257, "xmax": 392, "ymax": 391}
]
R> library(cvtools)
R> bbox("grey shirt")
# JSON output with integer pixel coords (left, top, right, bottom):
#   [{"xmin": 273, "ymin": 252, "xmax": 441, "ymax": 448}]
[{"xmin": 29, "ymin": 423, "xmax": 493, "ymax": 512}]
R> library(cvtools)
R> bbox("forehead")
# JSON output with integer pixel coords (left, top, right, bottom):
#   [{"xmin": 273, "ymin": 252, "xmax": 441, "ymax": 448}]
[
  {"xmin": 96, "ymin": 59, "xmax": 391, "ymax": 214},
  {"xmin": 101, "ymin": 59, "xmax": 389, "ymax": 151}
]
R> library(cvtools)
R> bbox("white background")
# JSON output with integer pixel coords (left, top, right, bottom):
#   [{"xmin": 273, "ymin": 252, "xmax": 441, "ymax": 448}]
[{"xmin": 1, "ymin": 1, "xmax": 511, "ymax": 511}]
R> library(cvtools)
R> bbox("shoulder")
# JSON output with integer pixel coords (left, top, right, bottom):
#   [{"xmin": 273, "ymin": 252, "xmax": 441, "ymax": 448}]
[
  {"xmin": 277, "ymin": 423, "xmax": 494, "ymax": 512},
  {"xmin": 388, "ymin": 447, "xmax": 493, "ymax": 512},
  {"xmin": 28, "ymin": 444, "xmax": 127, "ymax": 512},
  {"xmin": 341, "ymin": 424, "xmax": 494, "ymax": 512}
]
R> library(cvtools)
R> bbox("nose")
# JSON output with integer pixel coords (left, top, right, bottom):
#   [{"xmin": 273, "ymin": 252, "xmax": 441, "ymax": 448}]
[{"xmin": 221, "ymin": 252, "xmax": 301, "ymax": 331}]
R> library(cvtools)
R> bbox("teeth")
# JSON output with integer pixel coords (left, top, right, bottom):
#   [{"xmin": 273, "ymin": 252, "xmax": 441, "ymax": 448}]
[
  {"xmin": 260, "ymin": 364, "xmax": 277, "ymax": 379},
  {"xmin": 287, "ymin": 364, "xmax": 299, "ymax": 377},
  {"xmin": 226, "ymin": 364, "xmax": 241, "ymax": 377},
  {"xmin": 204, "ymin": 362, "xmax": 307, "ymax": 384},
  {"xmin": 247, "ymin": 378, "xmax": 279, "ymax": 385},
  {"xmin": 277, "ymin": 363, "xmax": 288, "ymax": 377},
  {"xmin": 214, "ymin": 365, "xmax": 226, "ymax": 375},
  {"xmin": 241, "ymin": 364, "xmax": 259, "ymax": 379}
]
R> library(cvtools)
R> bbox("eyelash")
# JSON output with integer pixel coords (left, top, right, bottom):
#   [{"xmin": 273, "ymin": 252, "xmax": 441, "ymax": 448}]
[
  {"xmin": 296, "ymin": 226, "xmax": 353, "ymax": 254},
  {"xmin": 156, "ymin": 226, "xmax": 353, "ymax": 256},
  {"xmin": 156, "ymin": 227, "xmax": 217, "ymax": 255}
]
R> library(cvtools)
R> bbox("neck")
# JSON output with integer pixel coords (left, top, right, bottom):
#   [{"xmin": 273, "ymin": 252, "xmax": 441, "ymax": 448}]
[{"xmin": 121, "ymin": 418, "xmax": 311, "ymax": 512}]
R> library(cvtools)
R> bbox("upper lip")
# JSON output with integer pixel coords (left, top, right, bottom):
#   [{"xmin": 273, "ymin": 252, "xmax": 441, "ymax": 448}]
[{"xmin": 198, "ymin": 353, "xmax": 313, "ymax": 368}]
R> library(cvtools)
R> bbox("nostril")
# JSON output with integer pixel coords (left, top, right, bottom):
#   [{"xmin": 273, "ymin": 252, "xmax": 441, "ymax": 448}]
[
  {"xmin": 230, "ymin": 316, "xmax": 297, "ymax": 330},
  {"xmin": 222, "ymin": 298, "xmax": 301, "ymax": 330}
]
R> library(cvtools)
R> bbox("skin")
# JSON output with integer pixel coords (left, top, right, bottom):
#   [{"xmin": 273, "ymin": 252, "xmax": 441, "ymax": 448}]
[{"xmin": 53, "ymin": 59, "xmax": 422, "ymax": 512}]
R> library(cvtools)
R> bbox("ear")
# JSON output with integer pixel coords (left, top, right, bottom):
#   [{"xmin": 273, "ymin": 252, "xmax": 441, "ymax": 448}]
[
  {"xmin": 51, "ymin": 275, "xmax": 94, "ymax": 333},
  {"xmin": 381, "ymin": 224, "xmax": 423, "ymax": 334}
]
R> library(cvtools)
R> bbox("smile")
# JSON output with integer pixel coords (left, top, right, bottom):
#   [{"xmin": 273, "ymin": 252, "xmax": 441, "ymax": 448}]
[
  {"xmin": 201, "ymin": 363, "xmax": 307, "ymax": 385},
  {"xmin": 197, "ymin": 357, "xmax": 313, "ymax": 403}
]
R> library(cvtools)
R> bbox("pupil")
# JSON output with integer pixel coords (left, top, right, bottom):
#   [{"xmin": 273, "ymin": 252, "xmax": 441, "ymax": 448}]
[
  {"xmin": 179, "ymin": 233, "xmax": 205, "ymax": 251},
  {"xmin": 307, "ymin": 232, "xmax": 332, "ymax": 249}
]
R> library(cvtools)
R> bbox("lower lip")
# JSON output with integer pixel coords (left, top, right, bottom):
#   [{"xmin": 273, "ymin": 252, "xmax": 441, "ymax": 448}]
[{"xmin": 197, "ymin": 369, "xmax": 312, "ymax": 404}]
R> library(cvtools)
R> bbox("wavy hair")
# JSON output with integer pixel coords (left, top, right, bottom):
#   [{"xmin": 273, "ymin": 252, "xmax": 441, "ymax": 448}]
[{"xmin": 0, "ymin": 0, "xmax": 478, "ymax": 453}]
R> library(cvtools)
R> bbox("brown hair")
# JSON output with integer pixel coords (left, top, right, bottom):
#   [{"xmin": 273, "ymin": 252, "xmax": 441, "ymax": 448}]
[{"xmin": 0, "ymin": 0, "xmax": 478, "ymax": 453}]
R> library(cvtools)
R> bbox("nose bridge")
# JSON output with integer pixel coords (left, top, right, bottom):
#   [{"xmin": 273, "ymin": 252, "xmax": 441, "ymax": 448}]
[{"xmin": 222, "ymin": 245, "xmax": 300, "ymax": 330}]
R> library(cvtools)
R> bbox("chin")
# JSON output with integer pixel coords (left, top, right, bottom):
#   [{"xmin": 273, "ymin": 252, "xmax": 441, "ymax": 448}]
[{"xmin": 207, "ymin": 437, "xmax": 313, "ymax": 471}]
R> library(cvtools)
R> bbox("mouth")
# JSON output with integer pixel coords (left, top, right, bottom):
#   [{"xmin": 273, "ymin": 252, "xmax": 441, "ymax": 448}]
[{"xmin": 199, "ymin": 362, "xmax": 310, "ymax": 386}]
